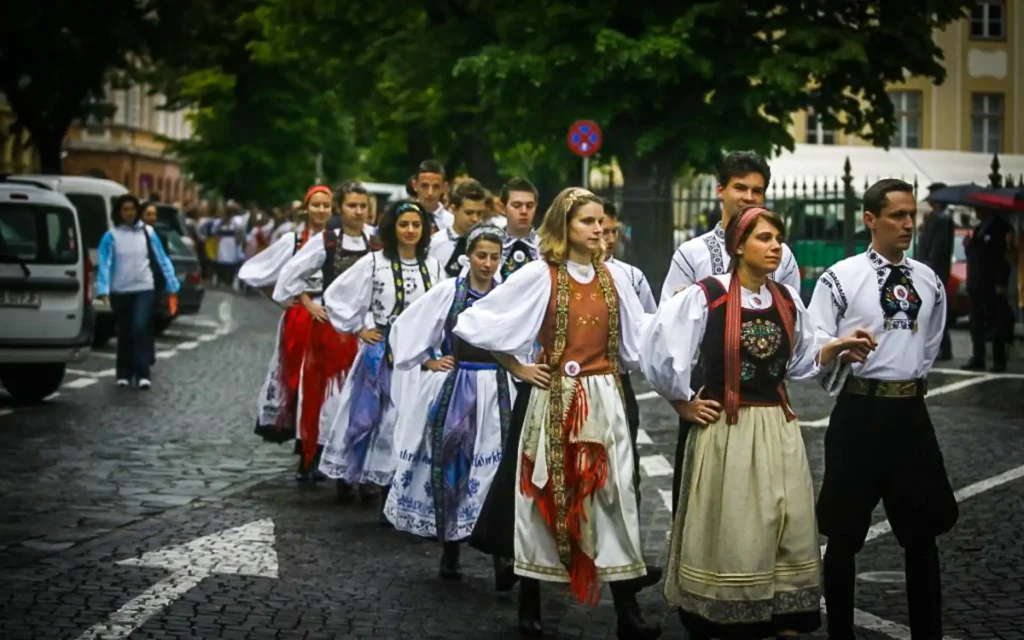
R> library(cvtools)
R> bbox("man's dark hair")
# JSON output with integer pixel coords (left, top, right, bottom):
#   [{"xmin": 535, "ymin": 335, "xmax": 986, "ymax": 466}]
[
  {"xmin": 863, "ymin": 178, "xmax": 915, "ymax": 215},
  {"xmin": 927, "ymin": 182, "xmax": 947, "ymax": 193},
  {"xmin": 416, "ymin": 159, "xmax": 446, "ymax": 180},
  {"xmin": 499, "ymin": 176, "xmax": 539, "ymax": 205},
  {"xmin": 333, "ymin": 180, "xmax": 369, "ymax": 209},
  {"xmin": 716, "ymin": 151, "xmax": 771, "ymax": 189},
  {"xmin": 377, "ymin": 199, "xmax": 431, "ymax": 260},
  {"xmin": 450, "ymin": 178, "xmax": 488, "ymax": 209},
  {"xmin": 601, "ymin": 198, "xmax": 618, "ymax": 218}
]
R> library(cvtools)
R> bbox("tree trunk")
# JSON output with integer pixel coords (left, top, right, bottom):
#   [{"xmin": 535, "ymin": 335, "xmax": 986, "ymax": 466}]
[
  {"xmin": 460, "ymin": 132, "xmax": 500, "ymax": 190},
  {"xmin": 617, "ymin": 148, "xmax": 675, "ymax": 297}
]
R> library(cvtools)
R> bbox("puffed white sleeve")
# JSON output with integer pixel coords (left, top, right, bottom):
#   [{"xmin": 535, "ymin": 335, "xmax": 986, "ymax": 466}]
[
  {"xmin": 322, "ymin": 253, "xmax": 375, "ymax": 333},
  {"xmin": 639, "ymin": 283, "xmax": 708, "ymax": 401},
  {"xmin": 271, "ymin": 232, "xmax": 327, "ymax": 303},
  {"xmin": 807, "ymin": 269, "xmax": 849, "ymax": 395},
  {"xmin": 660, "ymin": 245, "xmax": 697, "ymax": 304},
  {"xmin": 389, "ymin": 278, "xmax": 456, "ymax": 370},
  {"xmin": 784, "ymin": 284, "xmax": 824, "ymax": 381},
  {"xmin": 453, "ymin": 260, "xmax": 550, "ymax": 356},
  {"xmin": 777, "ymin": 244, "xmax": 803, "ymax": 293},
  {"xmin": 238, "ymin": 232, "xmax": 295, "ymax": 288},
  {"xmin": 636, "ymin": 270, "xmax": 658, "ymax": 314},
  {"xmin": 922, "ymin": 270, "xmax": 947, "ymax": 372},
  {"xmin": 608, "ymin": 262, "xmax": 648, "ymax": 373}
]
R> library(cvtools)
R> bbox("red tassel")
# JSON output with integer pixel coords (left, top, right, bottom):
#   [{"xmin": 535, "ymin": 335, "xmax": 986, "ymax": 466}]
[
  {"xmin": 723, "ymin": 272, "xmax": 743, "ymax": 425},
  {"xmin": 298, "ymin": 322, "xmax": 359, "ymax": 468},
  {"xmin": 275, "ymin": 305, "xmax": 314, "ymax": 431}
]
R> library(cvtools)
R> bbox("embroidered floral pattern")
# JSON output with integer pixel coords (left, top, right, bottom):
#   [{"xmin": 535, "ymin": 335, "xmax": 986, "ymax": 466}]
[{"xmin": 740, "ymin": 318, "xmax": 782, "ymax": 360}]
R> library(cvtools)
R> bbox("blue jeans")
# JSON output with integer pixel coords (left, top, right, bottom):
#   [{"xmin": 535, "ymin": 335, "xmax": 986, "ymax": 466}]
[{"xmin": 111, "ymin": 290, "xmax": 156, "ymax": 381}]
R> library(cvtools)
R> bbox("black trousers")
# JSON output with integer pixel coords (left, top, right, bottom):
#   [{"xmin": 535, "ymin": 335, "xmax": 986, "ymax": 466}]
[
  {"xmin": 968, "ymin": 288, "xmax": 1013, "ymax": 365},
  {"xmin": 817, "ymin": 390, "xmax": 957, "ymax": 639}
]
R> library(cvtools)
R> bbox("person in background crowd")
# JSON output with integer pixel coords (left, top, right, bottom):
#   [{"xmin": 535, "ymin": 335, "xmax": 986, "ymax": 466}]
[
  {"xmin": 212, "ymin": 202, "xmax": 246, "ymax": 289},
  {"xmin": 414, "ymin": 159, "xmax": 454, "ymax": 233},
  {"xmin": 429, "ymin": 178, "xmax": 488, "ymax": 278},
  {"xmin": 919, "ymin": 183, "xmax": 955, "ymax": 360},
  {"xmin": 96, "ymin": 194, "xmax": 181, "ymax": 390},
  {"xmin": 808, "ymin": 178, "xmax": 957, "ymax": 640},
  {"xmin": 963, "ymin": 206, "xmax": 1017, "ymax": 372}
]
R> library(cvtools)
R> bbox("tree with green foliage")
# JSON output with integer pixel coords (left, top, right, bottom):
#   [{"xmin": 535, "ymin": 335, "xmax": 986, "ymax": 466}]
[{"xmin": 0, "ymin": 1, "xmax": 154, "ymax": 173}]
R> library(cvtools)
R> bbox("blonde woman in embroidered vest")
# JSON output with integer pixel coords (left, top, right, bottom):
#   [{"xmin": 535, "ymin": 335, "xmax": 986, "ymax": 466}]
[
  {"xmin": 453, "ymin": 188, "xmax": 660, "ymax": 640},
  {"xmin": 639, "ymin": 206, "xmax": 875, "ymax": 639}
]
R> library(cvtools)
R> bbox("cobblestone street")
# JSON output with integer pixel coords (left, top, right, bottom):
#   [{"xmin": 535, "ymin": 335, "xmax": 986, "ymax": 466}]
[{"xmin": 1, "ymin": 291, "xmax": 1023, "ymax": 639}]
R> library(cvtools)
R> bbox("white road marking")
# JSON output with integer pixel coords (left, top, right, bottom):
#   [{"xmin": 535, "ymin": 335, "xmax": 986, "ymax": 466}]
[
  {"xmin": 639, "ymin": 454, "xmax": 674, "ymax": 478},
  {"xmin": 658, "ymin": 488, "xmax": 673, "ymax": 513},
  {"xmin": 932, "ymin": 367, "xmax": 1024, "ymax": 380},
  {"xmin": 172, "ymin": 316, "xmax": 222, "ymax": 329},
  {"xmin": 176, "ymin": 341, "xmax": 199, "ymax": 350},
  {"xmin": 635, "ymin": 390, "xmax": 658, "ymax": 401},
  {"xmin": 91, "ymin": 351, "xmax": 116, "ymax": 360},
  {"xmin": 800, "ymin": 374, "xmax": 1001, "ymax": 428},
  {"xmin": 0, "ymin": 409, "xmax": 12, "ymax": 418},
  {"xmin": 63, "ymin": 377, "xmax": 98, "ymax": 390},
  {"xmin": 67, "ymin": 368, "xmax": 99, "ymax": 377},
  {"xmin": 636, "ymin": 429, "xmax": 654, "ymax": 445},
  {"xmin": 76, "ymin": 519, "xmax": 278, "ymax": 640},
  {"xmin": 156, "ymin": 350, "xmax": 176, "ymax": 360},
  {"xmin": 197, "ymin": 334, "xmax": 217, "ymax": 343}
]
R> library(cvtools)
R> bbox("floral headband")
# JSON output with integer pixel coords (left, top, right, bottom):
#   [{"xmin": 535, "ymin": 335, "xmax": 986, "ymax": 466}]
[
  {"xmin": 564, "ymin": 187, "xmax": 594, "ymax": 214},
  {"xmin": 466, "ymin": 223, "xmax": 505, "ymax": 247}
]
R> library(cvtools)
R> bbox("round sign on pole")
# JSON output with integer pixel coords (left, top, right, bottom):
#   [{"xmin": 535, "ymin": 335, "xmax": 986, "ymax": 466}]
[{"xmin": 567, "ymin": 120, "xmax": 603, "ymax": 158}]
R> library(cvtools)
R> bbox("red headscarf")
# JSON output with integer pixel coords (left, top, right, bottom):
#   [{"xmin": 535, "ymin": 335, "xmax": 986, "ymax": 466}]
[
  {"xmin": 722, "ymin": 206, "xmax": 797, "ymax": 424},
  {"xmin": 302, "ymin": 185, "xmax": 333, "ymax": 209}
]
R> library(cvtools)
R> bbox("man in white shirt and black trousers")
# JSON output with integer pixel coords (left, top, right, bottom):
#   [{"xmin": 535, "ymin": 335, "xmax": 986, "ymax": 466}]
[
  {"xmin": 659, "ymin": 151, "xmax": 802, "ymax": 517},
  {"xmin": 808, "ymin": 178, "xmax": 958, "ymax": 640}
]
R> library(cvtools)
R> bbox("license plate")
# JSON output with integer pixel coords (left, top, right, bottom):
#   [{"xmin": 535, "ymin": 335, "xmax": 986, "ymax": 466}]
[{"xmin": 0, "ymin": 290, "xmax": 41, "ymax": 308}]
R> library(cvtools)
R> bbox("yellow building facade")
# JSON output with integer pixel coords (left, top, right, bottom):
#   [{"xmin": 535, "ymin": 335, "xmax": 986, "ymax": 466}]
[{"xmin": 792, "ymin": 0, "xmax": 1023, "ymax": 156}]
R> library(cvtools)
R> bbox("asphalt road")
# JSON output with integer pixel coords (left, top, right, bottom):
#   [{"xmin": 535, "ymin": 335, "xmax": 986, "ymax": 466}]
[{"xmin": 1, "ymin": 290, "xmax": 1022, "ymax": 639}]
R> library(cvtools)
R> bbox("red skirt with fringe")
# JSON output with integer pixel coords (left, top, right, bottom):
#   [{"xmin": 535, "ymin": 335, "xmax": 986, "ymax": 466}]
[{"xmin": 298, "ymin": 320, "xmax": 359, "ymax": 468}]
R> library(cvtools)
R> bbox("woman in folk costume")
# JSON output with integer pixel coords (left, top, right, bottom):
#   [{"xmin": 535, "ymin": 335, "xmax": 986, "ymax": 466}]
[
  {"xmin": 383, "ymin": 223, "xmax": 515, "ymax": 580},
  {"xmin": 271, "ymin": 185, "xmax": 363, "ymax": 482},
  {"xmin": 240, "ymin": 186, "xmax": 329, "ymax": 448},
  {"xmin": 318, "ymin": 200, "xmax": 445, "ymax": 517},
  {"xmin": 639, "ymin": 206, "xmax": 874, "ymax": 639},
  {"xmin": 453, "ymin": 188, "xmax": 661, "ymax": 640}
]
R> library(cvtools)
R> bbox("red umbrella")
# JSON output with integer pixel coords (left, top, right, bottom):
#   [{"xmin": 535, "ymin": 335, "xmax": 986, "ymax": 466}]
[{"xmin": 970, "ymin": 188, "xmax": 1024, "ymax": 212}]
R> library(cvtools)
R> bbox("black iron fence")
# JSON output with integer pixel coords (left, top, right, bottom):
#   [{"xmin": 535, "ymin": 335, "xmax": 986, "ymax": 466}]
[{"xmin": 597, "ymin": 152, "xmax": 1022, "ymax": 300}]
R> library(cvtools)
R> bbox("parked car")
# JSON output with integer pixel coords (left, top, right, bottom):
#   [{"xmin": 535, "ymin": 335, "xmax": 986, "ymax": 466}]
[
  {"xmin": 148, "ymin": 221, "xmax": 204, "ymax": 334},
  {"xmin": 948, "ymin": 228, "xmax": 971, "ymax": 322},
  {"xmin": 0, "ymin": 175, "xmax": 94, "ymax": 403}
]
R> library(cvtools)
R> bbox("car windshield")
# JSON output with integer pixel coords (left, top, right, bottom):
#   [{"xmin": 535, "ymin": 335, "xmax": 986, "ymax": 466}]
[
  {"xmin": 0, "ymin": 202, "xmax": 79, "ymax": 264},
  {"xmin": 65, "ymin": 193, "xmax": 109, "ymax": 250},
  {"xmin": 153, "ymin": 224, "xmax": 193, "ymax": 258},
  {"xmin": 154, "ymin": 205, "xmax": 186, "ymax": 235}
]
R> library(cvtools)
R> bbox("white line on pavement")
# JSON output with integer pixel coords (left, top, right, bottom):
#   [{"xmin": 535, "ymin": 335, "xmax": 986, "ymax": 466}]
[
  {"xmin": 91, "ymin": 351, "xmax": 116, "ymax": 359},
  {"xmin": 635, "ymin": 391, "xmax": 658, "ymax": 401},
  {"xmin": 67, "ymin": 368, "xmax": 98, "ymax": 377},
  {"xmin": 176, "ymin": 341, "xmax": 199, "ymax": 350},
  {"xmin": 932, "ymin": 367, "xmax": 1024, "ymax": 380},
  {"xmin": 63, "ymin": 377, "xmax": 98, "ymax": 390},
  {"xmin": 636, "ymin": 429, "xmax": 654, "ymax": 445},
  {"xmin": 155, "ymin": 350, "xmax": 176, "ymax": 360},
  {"xmin": 172, "ymin": 316, "xmax": 222, "ymax": 329},
  {"xmin": 658, "ymin": 488, "xmax": 673, "ymax": 513},
  {"xmin": 197, "ymin": 334, "xmax": 216, "ymax": 343},
  {"xmin": 0, "ymin": 409, "xmax": 12, "ymax": 418},
  {"xmin": 799, "ymin": 374, "xmax": 1001, "ymax": 428},
  {"xmin": 639, "ymin": 454, "xmax": 674, "ymax": 478}
]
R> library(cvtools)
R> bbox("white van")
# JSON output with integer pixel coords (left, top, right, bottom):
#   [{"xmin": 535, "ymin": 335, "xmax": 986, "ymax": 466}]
[
  {"xmin": 0, "ymin": 176, "xmax": 94, "ymax": 403},
  {"xmin": 16, "ymin": 175, "xmax": 129, "ymax": 344}
]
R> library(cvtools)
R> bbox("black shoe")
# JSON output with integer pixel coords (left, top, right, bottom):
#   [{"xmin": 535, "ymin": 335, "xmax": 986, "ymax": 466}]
[
  {"xmin": 517, "ymin": 578, "xmax": 543, "ymax": 637},
  {"xmin": 336, "ymin": 480, "xmax": 355, "ymax": 503},
  {"xmin": 439, "ymin": 542, "xmax": 462, "ymax": 581},
  {"xmin": 493, "ymin": 556, "xmax": 518, "ymax": 591},
  {"xmin": 610, "ymin": 582, "xmax": 662, "ymax": 639},
  {"xmin": 358, "ymin": 483, "xmax": 380, "ymax": 505},
  {"xmin": 961, "ymin": 358, "xmax": 986, "ymax": 371}
]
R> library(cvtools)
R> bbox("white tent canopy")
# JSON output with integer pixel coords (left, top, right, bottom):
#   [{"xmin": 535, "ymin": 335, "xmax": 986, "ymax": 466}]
[{"xmin": 766, "ymin": 144, "xmax": 1024, "ymax": 195}]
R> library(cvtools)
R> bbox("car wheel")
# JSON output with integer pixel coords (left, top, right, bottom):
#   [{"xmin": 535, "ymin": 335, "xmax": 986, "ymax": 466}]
[
  {"xmin": 155, "ymin": 315, "xmax": 174, "ymax": 336},
  {"xmin": 0, "ymin": 363, "xmax": 66, "ymax": 404}
]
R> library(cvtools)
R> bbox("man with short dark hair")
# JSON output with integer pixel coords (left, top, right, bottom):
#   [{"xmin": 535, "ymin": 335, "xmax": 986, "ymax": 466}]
[
  {"xmin": 808, "ymin": 178, "xmax": 957, "ymax": 640},
  {"xmin": 659, "ymin": 150, "xmax": 801, "ymax": 518},
  {"xmin": 429, "ymin": 178, "xmax": 488, "ymax": 277},
  {"xmin": 497, "ymin": 176, "xmax": 541, "ymax": 281},
  {"xmin": 413, "ymin": 159, "xmax": 454, "ymax": 233},
  {"xmin": 919, "ymin": 182, "xmax": 955, "ymax": 360}
]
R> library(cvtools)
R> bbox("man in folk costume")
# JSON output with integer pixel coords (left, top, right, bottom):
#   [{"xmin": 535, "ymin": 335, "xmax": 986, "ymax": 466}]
[
  {"xmin": 413, "ymin": 158, "xmax": 454, "ymax": 234},
  {"xmin": 272, "ymin": 183, "xmax": 376, "ymax": 483},
  {"xmin": 455, "ymin": 188, "xmax": 661, "ymax": 640},
  {"xmin": 659, "ymin": 151, "xmax": 802, "ymax": 517},
  {"xmin": 429, "ymin": 178, "xmax": 488, "ymax": 278},
  {"xmin": 497, "ymin": 176, "xmax": 541, "ymax": 282},
  {"xmin": 242, "ymin": 186, "xmax": 330, "ymax": 450},
  {"xmin": 808, "ymin": 179, "xmax": 958, "ymax": 640}
]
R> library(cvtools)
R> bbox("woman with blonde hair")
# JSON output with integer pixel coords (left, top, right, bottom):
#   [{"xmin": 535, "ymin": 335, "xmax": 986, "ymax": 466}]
[{"xmin": 454, "ymin": 187, "xmax": 660, "ymax": 639}]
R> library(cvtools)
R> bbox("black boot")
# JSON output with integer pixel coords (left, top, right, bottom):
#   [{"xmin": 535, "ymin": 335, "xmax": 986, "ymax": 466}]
[
  {"xmin": 358, "ymin": 483, "xmax": 380, "ymax": 505},
  {"xmin": 493, "ymin": 555, "xmax": 518, "ymax": 591},
  {"xmin": 439, "ymin": 541, "xmax": 462, "ymax": 581},
  {"xmin": 378, "ymin": 486, "xmax": 392, "ymax": 527},
  {"xmin": 517, "ymin": 578, "xmax": 543, "ymax": 637},
  {"xmin": 905, "ymin": 540, "xmax": 943, "ymax": 640},
  {"xmin": 822, "ymin": 544, "xmax": 857, "ymax": 640},
  {"xmin": 336, "ymin": 480, "xmax": 355, "ymax": 503},
  {"xmin": 610, "ymin": 581, "xmax": 662, "ymax": 639}
]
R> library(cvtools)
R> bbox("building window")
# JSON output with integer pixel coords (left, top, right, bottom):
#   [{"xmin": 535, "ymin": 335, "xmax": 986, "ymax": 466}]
[
  {"xmin": 971, "ymin": 1, "xmax": 1005, "ymax": 39},
  {"xmin": 112, "ymin": 91, "xmax": 127, "ymax": 126},
  {"xmin": 889, "ymin": 91, "xmax": 922, "ymax": 148},
  {"xmin": 805, "ymin": 108, "xmax": 836, "ymax": 145},
  {"xmin": 970, "ymin": 93, "xmax": 1004, "ymax": 153},
  {"xmin": 127, "ymin": 87, "xmax": 142, "ymax": 128}
]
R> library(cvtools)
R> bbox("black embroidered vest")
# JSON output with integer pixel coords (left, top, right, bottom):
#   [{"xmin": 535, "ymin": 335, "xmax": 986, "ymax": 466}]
[
  {"xmin": 321, "ymin": 230, "xmax": 376, "ymax": 289},
  {"xmin": 697, "ymin": 277, "xmax": 795, "ymax": 407}
]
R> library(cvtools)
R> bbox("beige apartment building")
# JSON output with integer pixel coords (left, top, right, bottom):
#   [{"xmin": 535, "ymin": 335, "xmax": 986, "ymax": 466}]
[{"xmin": 794, "ymin": 0, "xmax": 1022, "ymax": 157}]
